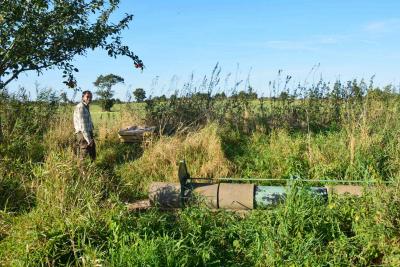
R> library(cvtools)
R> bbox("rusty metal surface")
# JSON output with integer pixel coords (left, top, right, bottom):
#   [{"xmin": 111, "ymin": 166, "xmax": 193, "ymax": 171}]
[{"xmin": 218, "ymin": 183, "xmax": 254, "ymax": 210}]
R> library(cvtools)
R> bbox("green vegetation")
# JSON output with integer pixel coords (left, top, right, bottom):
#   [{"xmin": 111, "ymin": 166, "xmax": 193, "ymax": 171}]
[
  {"xmin": 0, "ymin": 0, "xmax": 143, "ymax": 89},
  {"xmin": 1, "ymin": 79, "xmax": 400, "ymax": 265},
  {"xmin": 94, "ymin": 74, "xmax": 125, "ymax": 112},
  {"xmin": 133, "ymin": 88, "xmax": 147, "ymax": 103}
]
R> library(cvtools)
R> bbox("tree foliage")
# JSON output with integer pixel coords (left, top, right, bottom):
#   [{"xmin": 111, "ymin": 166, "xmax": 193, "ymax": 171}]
[
  {"xmin": 133, "ymin": 88, "xmax": 146, "ymax": 102},
  {"xmin": 94, "ymin": 73, "xmax": 124, "ymax": 111},
  {"xmin": 0, "ymin": 0, "xmax": 143, "ymax": 89}
]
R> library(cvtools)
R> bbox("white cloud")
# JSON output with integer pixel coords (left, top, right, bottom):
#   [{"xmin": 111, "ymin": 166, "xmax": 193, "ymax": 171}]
[{"xmin": 364, "ymin": 19, "xmax": 400, "ymax": 34}]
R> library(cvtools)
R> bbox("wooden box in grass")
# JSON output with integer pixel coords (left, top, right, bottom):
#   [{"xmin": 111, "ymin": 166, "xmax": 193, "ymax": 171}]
[{"xmin": 118, "ymin": 126, "xmax": 156, "ymax": 144}]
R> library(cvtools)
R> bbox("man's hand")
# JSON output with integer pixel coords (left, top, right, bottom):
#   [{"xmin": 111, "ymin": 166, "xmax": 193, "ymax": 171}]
[{"xmin": 88, "ymin": 139, "xmax": 94, "ymax": 147}]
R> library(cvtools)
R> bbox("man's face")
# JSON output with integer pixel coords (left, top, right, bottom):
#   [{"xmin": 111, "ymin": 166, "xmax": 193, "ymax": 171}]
[{"xmin": 82, "ymin": 93, "xmax": 92, "ymax": 105}]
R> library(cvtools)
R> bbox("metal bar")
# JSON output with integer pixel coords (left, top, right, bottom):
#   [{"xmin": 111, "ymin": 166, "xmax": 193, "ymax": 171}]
[{"xmin": 189, "ymin": 177, "xmax": 393, "ymax": 184}]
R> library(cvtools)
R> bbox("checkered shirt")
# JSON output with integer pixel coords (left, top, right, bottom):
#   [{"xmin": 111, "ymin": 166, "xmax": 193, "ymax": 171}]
[{"xmin": 73, "ymin": 102, "xmax": 94, "ymax": 143}]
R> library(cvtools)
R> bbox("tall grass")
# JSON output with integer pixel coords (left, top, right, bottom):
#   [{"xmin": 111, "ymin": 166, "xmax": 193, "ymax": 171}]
[
  {"xmin": 1, "ymin": 76, "xmax": 400, "ymax": 265},
  {"xmin": 115, "ymin": 124, "xmax": 231, "ymax": 200}
]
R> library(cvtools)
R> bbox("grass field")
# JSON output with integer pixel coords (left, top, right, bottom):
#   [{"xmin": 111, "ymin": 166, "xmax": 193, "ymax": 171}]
[{"xmin": 1, "ymin": 86, "xmax": 400, "ymax": 266}]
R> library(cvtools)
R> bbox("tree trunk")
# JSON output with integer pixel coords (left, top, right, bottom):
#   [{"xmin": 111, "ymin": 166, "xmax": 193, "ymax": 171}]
[{"xmin": 0, "ymin": 117, "xmax": 3, "ymax": 143}]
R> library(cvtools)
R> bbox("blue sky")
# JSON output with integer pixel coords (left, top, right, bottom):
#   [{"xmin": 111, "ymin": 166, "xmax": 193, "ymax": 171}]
[{"xmin": 8, "ymin": 0, "xmax": 400, "ymax": 100}]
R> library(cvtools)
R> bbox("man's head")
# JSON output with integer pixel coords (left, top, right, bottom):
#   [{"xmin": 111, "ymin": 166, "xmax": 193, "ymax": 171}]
[{"xmin": 82, "ymin": 91, "xmax": 92, "ymax": 105}]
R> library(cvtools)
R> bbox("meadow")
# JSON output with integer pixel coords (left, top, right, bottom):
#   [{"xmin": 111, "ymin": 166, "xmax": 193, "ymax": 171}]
[{"xmin": 1, "ymin": 79, "xmax": 400, "ymax": 266}]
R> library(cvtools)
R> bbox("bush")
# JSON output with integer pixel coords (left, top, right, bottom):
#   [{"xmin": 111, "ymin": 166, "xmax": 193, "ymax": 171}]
[{"xmin": 0, "ymin": 87, "xmax": 59, "ymax": 162}]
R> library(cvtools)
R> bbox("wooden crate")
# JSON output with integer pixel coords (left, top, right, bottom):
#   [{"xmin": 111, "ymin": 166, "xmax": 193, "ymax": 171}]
[{"xmin": 118, "ymin": 126, "xmax": 155, "ymax": 144}]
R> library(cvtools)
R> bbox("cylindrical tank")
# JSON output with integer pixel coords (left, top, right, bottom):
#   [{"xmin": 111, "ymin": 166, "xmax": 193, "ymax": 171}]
[
  {"xmin": 254, "ymin": 186, "xmax": 328, "ymax": 208},
  {"xmin": 254, "ymin": 186, "xmax": 286, "ymax": 208},
  {"xmin": 218, "ymin": 183, "xmax": 254, "ymax": 210},
  {"xmin": 325, "ymin": 185, "xmax": 363, "ymax": 196},
  {"xmin": 148, "ymin": 182, "xmax": 358, "ymax": 210},
  {"xmin": 148, "ymin": 182, "xmax": 255, "ymax": 209},
  {"xmin": 191, "ymin": 183, "xmax": 219, "ymax": 208},
  {"xmin": 148, "ymin": 182, "xmax": 181, "ymax": 208}
]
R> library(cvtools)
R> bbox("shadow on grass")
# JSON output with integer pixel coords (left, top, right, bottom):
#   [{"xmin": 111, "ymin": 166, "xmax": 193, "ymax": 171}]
[{"xmin": 0, "ymin": 176, "xmax": 35, "ymax": 214}]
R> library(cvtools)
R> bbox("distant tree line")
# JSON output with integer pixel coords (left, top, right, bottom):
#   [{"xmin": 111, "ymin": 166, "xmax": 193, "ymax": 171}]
[{"xmin": 57, "ymin": 77, "xmax": 399, "ymax": 112}]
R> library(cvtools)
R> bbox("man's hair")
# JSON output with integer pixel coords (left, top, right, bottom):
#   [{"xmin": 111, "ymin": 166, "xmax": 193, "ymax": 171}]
[{"xmin": 82, "ymin": 90, "xmax": 92, "ymax": 98}]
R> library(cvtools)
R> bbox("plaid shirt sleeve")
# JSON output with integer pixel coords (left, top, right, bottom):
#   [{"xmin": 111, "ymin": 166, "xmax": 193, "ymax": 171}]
[{"xmin": 73, "ymin": 103, "xmax": 94, "ymax": 144}]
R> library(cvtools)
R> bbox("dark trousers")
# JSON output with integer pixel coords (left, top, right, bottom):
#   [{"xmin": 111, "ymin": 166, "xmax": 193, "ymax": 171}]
[{"xmin": 76, "ymin": 132, "xmax": 96, "ymax": 161}]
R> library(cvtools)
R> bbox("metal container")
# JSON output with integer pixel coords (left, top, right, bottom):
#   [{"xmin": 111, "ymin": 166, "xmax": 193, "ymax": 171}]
[
  {"xmin": 254, "ymin": 186, "xmax": 286, "ymax": 208},
  {"xmin": 254, "ymin": 186, "xmax": 328, "ymax": 208},
  {"xmin": 218, "ymin": 183, "xmax": 254, "ymax": 210},
  {"xmin": 325, "ymin": 185, "xmax": 363, "ymax": 196},
  {"xmin": 148, "ymin": 182, "xmax": 181, "ymax": 208},
  {"xmin": 191, "ymin": 183, "xmax": 219, "ymax": 208}
]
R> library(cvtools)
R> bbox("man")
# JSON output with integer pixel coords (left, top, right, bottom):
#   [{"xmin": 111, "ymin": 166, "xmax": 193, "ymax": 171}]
[{"xmin": 73, "ymin": 90, "xmax": 96, "ymax": 161}]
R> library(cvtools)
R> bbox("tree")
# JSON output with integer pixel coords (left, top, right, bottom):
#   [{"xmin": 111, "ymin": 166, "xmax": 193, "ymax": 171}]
[
  {"xmin": 59, "ymin": 92, "xmax": 69, "ymax": 104},
  {"xmin": 214, "ymin": 92, "xmax": 226, "ymax": 99},
  {"xmin": 278, "ymin": 91, "xmax": 289, "ymax": 100},
  {"xmin": 133, "ymin": 88, "xmax": 146, "ymax": 102},
  {"xmin": 94, "ymin": 74, "xmax": 124, "ymax": 111},
  {"xmin": 247, "ymin": 86, "xmax": 258, "ymax": 99},
  {"xmin": 0, "ymin": 0, "xmax": 144, "ymax": 89}
]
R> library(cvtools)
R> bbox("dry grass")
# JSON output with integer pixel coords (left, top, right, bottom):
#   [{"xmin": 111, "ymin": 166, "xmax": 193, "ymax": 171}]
[
  {"xmin": 115, "ymin": 124, "xmax": 232, "ymax": 196},
  {"xmin": 96, "ymin": 107, "xmax": 145, "ymax": 145},
  {"xmin": 44, "ymin": 107, "xmax": 75, "ymax": 152},
  {"xmin": 44, "ymin": 104, "xmax": 145, "ymax": 151}
]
